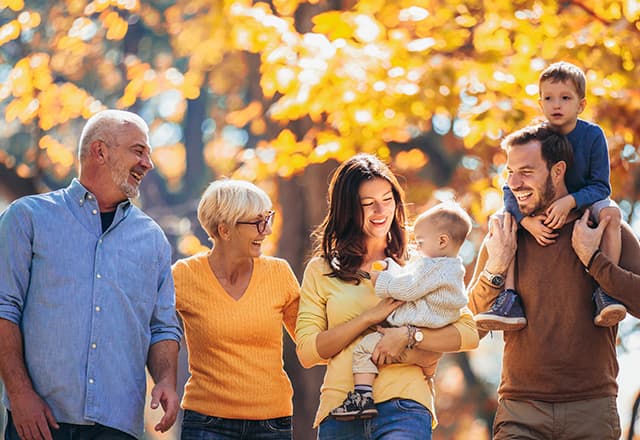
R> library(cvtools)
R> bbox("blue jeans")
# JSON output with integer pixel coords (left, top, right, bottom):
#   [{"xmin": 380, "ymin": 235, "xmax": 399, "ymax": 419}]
[
  {"xmin": 180, "ymin": 409, "xmax": 292, "ymax": 440},
  {"xmin": 4, "ymin": 411, "xmax": 135, "ymax": 440},
  {"xmin": 318, "ymin": 399, "xmax": 432, "ymax": 440}
]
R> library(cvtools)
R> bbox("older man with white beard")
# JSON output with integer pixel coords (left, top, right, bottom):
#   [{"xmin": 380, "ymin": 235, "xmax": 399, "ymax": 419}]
[
  {"xmin": 0, "ymin": 110, "xmax": 182, "ymax": 440},
  {"xmin": 468, "ymin": 123, "xmax": 640, "ymax": 440}
]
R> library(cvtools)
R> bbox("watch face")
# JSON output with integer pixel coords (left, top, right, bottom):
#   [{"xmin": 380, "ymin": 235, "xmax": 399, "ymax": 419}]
[
  {"xmin": 492, "ymin": 274, "xmax": 505, "ymax": 286},
  {"xmin": 414, "ymin": 330, "xmax": 424, "ymax": 342}
]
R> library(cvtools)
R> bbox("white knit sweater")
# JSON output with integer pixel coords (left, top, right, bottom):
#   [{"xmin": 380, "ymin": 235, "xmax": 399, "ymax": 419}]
[{"xmin": 375, "ymin": 256, "xmax": 467, "ymax": 328}]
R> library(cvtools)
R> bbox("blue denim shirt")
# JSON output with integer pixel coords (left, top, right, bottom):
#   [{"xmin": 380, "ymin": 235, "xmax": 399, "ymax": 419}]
[{"xmin": 0, "ymin": 179, "xmax": 182, "ymax": 438}]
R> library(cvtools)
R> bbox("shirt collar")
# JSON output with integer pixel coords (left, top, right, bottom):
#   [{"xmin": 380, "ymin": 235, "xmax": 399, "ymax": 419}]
[{"xmin": 67, "ymin": 178, "xmax": 131, "ymax": 212}]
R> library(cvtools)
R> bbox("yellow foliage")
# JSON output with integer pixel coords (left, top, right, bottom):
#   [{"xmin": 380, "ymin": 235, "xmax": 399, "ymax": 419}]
[
  {"xmin": 0, "ymin": 21, "xmax": 20, "ymax": 45},
  {"xmin": 0, "ymin": 0, "xmax": 23, "ymax": 11},
  {"xmin": 312, "ymin": 11, "xmax": 354, "ymax": 40},
  {"xmin": 152, "ymin": 143, "xmax": 187, "ymax": 184}
]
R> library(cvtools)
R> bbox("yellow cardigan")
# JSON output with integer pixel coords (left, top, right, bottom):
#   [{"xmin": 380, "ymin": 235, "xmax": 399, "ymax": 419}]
[
  {"xmin": 295, "ymin": 257, "xmax": 478, "ymax": 428},
  {"xmin": 173, "ymin": 253, "xmax": 300, "ymax": 419}
]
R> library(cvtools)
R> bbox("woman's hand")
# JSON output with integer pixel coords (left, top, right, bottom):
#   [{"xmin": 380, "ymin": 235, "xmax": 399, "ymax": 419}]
[
  {"xmin": 361, "ymin": 298, "xmax": 403, "ymax": 327},
  {"xmin": 403, "ymin": 349, "xmax": 443, "ymax": 379},
  {"xmin": 371, "ymin": 326, "xmax": 409, "ymax": 365}
]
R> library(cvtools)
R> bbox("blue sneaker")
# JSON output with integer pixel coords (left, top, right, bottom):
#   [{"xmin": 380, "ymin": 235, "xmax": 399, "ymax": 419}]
[
  {"xmin": 593, "ymin": 287, "xmax": 626, "ymax": 327},
  {"xmin": 474, "ymin": 289, "xmax": 527, "ymax": 332}
]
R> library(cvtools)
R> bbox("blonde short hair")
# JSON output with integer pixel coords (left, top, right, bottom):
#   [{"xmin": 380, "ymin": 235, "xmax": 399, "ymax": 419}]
[
  {"xmin": 197, "ymin": 179, "xmax": 272, "ymax": 239},
  {"xmin": 414, "ymin": 201, "xmax": 472, "ymax": 247}
]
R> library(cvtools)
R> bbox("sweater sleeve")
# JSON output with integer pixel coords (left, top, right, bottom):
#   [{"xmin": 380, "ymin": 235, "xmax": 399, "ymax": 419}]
[
  {"xmin": 503, "ymin": 184, "xmax": 525, "ymax": 224},
  {"xmin": 375, "ymin": 258, "xmax": 441, "ymax": 301},
  {"xmin": 588, "ymin": 221, "xmax": 640, "ymax": 318},
  {"xmin": 451, "ymin": 308, "xmax": 480, "ymax": 352},
  {"xmin": 279, "ymin": 260, "xmax": 301, "ymax": 342},
  {"xmin": 295, "ymin": 259, "xmax": 329, "ymax": 368},
  {"xmin": 571, "ymin": 126, "xmax": 611, "ymax": 209}
]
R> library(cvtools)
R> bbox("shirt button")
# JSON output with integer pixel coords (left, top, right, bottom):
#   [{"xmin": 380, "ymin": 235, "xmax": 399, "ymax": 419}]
[
  {"xmin": 92, "ymin": 209, "xmax": 98, "ymax": 215},
  {"xmin": 95, "ymin": 306, "xmax": 101, "ymax": 312},
  {"xmin": 98, "ymin": 239, "xmax": 102, "ymax": 244},
  {"xmin": 96, "ymin": 274, "xmax": 101, "ymax": 279},
  {"xmin": 79, "ymin": 199, "xmax": 84, "ymax": 206},
  {"xmin": 88, "ymin": 195, "xmax": 93, "ymax": 200},
  {"xmin": 89, "ymin": 378, "xmax": 94, "ymax": 384},
  {"xmin": 91, "ymin": 343, "xmax": 97, "ymax": 349}
]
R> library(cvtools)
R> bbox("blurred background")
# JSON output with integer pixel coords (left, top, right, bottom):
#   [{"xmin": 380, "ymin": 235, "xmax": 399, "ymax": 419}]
[{"xmin": 1, "ymin": 0, "xmax": 640, "ymax": 438}]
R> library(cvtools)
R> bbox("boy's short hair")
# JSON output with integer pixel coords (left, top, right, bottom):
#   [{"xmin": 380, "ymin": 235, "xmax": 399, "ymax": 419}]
[
  {"xmin": 414, "ymin": 201, "xmax": 472, "ymax": 247},
  {"xmin": 539, "ymin": 61, "xmax": 586, "ymax": 99}
]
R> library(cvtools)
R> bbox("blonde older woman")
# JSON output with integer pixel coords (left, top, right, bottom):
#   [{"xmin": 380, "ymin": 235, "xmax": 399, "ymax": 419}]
[{"xmin": 172, "ymin": 179, "xmax": 300, "ymax": 440}]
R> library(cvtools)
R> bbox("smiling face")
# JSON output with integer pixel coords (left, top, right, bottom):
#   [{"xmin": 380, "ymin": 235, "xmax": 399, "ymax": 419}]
[
  {"xmin": 539, "ymin": 79, "xmax": 586, "ymax": 135},
  {"xmin": 358, "ymin": 177, "xmax": 396, "ymax": 242},
  {"xmin": 506, "ymin": 140, "xmax": 558, "ymax": 216},
  {"xmin": 106, "ymin": 122, "xmax": 153, "ymax": 199},
  {"xmin": 232, "ymin": 210, "xmax": 273, "ymax": 258}
]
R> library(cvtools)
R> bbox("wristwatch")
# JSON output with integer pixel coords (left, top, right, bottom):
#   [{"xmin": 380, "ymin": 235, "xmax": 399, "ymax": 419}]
[
  {"xmin": 406, "ymin": 325, "xmax": 424, "ymax": 349},
  {"xmin": 482, "ymin": 269, "xmax": 505, "ymax": 288}
]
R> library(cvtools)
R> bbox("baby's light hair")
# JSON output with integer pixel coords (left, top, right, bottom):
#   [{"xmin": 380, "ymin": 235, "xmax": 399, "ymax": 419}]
[{"xmin": 414, "ymin": 201, "xmax": 472, "ymax": 248}]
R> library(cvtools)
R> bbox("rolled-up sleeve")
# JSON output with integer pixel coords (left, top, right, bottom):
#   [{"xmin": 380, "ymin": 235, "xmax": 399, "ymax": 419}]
[
  {"xmin": 149, "ymin": 239, "xmax": 182, "ymax": 345},
  {"xmin": 451, "ymin": 308, "xmax": 479, "ymax": 351},
  {"xmin": 295, "ymin": 259, "xmax": 329, "ymax": 368},
  {"xmin": 0, "ymin": 202, "xmax": 32, "ymax": 325}
]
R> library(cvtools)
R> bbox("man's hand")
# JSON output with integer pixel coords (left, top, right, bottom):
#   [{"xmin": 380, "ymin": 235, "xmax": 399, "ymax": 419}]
[
  {"xmin": 521, "ymin": 215, "xmax": 558, "ymax": 246},
  {"xmin": 150, "ymin": 380, "xmax": 179, "ymax": 433},
  {"xmin": 572, "ymin": 209, "xmax": 610, "ymax": 266},
  {"xmin": 545, "ymin": 195, "xmax": 575, "ymax": 230},
  {"xmin": 371, "ymin": 326, "xmax": 409, "ymax": 366},
  {"xmin": 9, "ymin": 388, "xmax": 58, "ymax": 440},
  {"xmin": 484, "ymin": 213, "xmax": 518, "ymax": 274}
]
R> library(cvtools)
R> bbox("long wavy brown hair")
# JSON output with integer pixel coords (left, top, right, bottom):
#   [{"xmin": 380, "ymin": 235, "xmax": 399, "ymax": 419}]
[{"xmin": 312, "ymin": 154, "xmax": 408, "ymax": 284}]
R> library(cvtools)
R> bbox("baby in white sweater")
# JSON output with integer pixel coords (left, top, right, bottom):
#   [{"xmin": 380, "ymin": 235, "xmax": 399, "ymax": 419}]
[{"xmin": 331, "ymin": 201, "xmax": 473, "ymax": 420}]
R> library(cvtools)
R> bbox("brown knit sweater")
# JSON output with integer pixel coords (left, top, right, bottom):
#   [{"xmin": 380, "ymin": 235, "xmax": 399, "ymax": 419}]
[{"xmin": 468, "ymin": 218, "xmax": 640, "ymax": 401}]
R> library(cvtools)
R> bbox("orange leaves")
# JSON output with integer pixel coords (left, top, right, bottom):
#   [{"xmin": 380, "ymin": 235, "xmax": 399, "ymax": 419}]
[
  {"xmin": 2, "ymin": 53, "xmax": 101, "ymax": 128},
  {"xmin": 394, "ymin": 148, "xmax": 427, "ymax": 171}
]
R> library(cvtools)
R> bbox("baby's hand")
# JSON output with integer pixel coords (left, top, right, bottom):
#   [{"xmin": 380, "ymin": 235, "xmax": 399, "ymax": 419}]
[{"xmin": 521, "ymin": 214, "xmax": 558, "ymax": 246}]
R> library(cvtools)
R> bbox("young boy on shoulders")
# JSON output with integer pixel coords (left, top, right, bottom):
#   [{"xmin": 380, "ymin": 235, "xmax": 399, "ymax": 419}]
[{"xmin": 475, "ymin": 61, "xmax": 626, "ymax": 331}]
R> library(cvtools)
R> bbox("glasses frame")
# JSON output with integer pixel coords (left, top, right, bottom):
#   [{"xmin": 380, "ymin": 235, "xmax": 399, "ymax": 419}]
[{"xmin": 236, "ymin": 210, "xmax": 275, "ymax": 234}]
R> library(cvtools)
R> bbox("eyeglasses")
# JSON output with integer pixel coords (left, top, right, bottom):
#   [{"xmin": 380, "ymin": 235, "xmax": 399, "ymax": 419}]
[{"xmin": 236, "ymin": 210, "xmax": 275, "ymax": 234}]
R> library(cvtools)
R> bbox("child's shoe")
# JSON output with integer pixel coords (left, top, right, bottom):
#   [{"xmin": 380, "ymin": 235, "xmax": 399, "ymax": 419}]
[
  {"xmin": 474, "ymin": 289, "xmax": 527, "ymax": 332},
  {"xmin": 330, "ymin": 391, "xmax": 377, "ymax": 420},
  {"xmin": 593, "ymin": 287, "xmax": 626, "ymax": 327}
]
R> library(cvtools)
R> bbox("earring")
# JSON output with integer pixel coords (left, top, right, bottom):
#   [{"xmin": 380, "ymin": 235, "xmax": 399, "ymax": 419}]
[{"xmin": 387, "ymin": 231, "xmax": 392, "ymax": 243}]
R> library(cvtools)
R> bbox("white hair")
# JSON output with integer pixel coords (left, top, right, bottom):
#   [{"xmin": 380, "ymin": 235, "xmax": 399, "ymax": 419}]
[
  {"xmin": 77, "ymin": 110, "xmax": 148, "ymax": 161},
  {"xmin": 197, "ymin": 179, "xmax": 272, "ymax": 239}
]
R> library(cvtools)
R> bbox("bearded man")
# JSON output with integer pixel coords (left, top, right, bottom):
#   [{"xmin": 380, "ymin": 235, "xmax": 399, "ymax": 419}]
[
  {"xmin": 0, "ymin": 110, "xmax": 182, "ymax": 440},
  {"xmin": 468, "ymin": 122, "xmax": 640, "ymax": 440}
]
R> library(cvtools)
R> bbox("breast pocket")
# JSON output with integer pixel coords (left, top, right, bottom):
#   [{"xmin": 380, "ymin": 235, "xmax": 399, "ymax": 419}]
[{"xmin": 116, "ymin": 248, "xmax": 156, "ymax": 303}]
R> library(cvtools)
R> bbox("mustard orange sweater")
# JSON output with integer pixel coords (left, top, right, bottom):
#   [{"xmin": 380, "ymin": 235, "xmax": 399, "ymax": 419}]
[{"xmin": 172, "ymin": 252, "xmax": 300, "ymax": 419}]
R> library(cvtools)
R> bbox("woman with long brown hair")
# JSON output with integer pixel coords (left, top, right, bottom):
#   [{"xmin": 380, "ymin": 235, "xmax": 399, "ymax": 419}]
[{"xmin": 296, "ymin": 154, "xmax": 478, "ymax": 439}]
